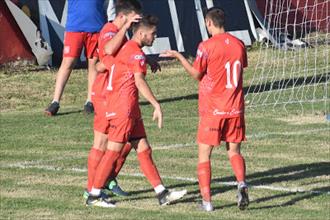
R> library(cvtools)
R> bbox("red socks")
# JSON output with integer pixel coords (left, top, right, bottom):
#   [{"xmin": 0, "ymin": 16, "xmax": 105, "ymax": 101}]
[
  {"xmin": 87, "ymin": 148, "xmax": 104, "ymax": 192},
  {"xmin": 137, "ymin": 148, "xmax": 162, "ymax": 188},
  {"xmin": 230, "ymin": 154, "xmax": 246, "ymax": 182},
  {"xmin": 93, "ymin": 150, "xmax": 120, "ymax": 189},
  {"xmin": 197, "ymin": 161, "xmax": 211, "ymax": 202},
  {"xmin": 108, "ymin": 143, "xmax": 132, "ymax": 180},
  {"xmin": 197, "ymin": 154, "xmax": 246, "ymax": 201}
]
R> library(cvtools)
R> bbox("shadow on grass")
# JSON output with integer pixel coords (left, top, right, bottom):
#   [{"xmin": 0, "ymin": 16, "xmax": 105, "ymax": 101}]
[
  {"xmin": 140, "ymin": 94, "xmax": 198, "ymax": 106},
  {"xmin": 55, "ymin": 110, "xmax": 84, "ymax": 116},
  {"xmin": 127, "ymin": 162, "xmax": 330, "ymax": 208},
  {"xmin": 245, "ymin": 73, "xmax": 328, "ymax": 94},
  {"xmin": 139, "ymin": 73, "xmax": 328, "ymax": 106},
  {"xmin": 248, "ymin": 185, "xmax": 330, "ymax": 210}
]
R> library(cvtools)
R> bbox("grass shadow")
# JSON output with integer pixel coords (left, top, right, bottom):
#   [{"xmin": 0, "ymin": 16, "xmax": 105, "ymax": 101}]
[
  {"xmin": 55, "ymin": 110, "xmax": 84, "ymax": 116},
  {"xmin": 139, "ymin": 73, "xmax": 328, "ymax": 106},
  {"xmin": 249, "ymin": 186, "xmax": 330, "ymax": 210},
  {"xmin": 127, "ymin": 162, "xmax": 330, "ymax": 207}
]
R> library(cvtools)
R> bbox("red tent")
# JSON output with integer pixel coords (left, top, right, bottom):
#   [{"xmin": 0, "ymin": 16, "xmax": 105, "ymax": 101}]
[{"xmin": 0, "ymin": 0, "xmax": 34, "ymax": 65}]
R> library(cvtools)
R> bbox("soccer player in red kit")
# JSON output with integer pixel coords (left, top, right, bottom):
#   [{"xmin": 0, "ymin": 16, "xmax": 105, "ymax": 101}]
[
  {"xmin": 86, "ymin": 0, "xmax": 142, "ymax": 199},
  {"xmin": 86, "ymin": 15, "xmax": 187, "ymax": 207},
  {"xmin": 160, "ymin": 7, "xmax": 249, "ymax": 211}
]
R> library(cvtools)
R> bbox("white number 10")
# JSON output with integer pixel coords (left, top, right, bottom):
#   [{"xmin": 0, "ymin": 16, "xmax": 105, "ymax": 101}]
[
  {"xmin": 106, "ymin": 64, "xmax": 115, "ymax": 91},
  {"xmin": 225, "ymin": 60, "xmax": 241, "ymax": 89}
]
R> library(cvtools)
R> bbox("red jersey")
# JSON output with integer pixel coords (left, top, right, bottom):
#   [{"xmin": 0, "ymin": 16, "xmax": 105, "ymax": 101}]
[
  {"xmin": 105, "ymin": 40, "xmax": 147, "ymax": 119},
  {"xmin": 193, "ymin": 33, "xmax": 248, "ymax": 118},
  {"xmin": 92, "ymin": 22, "xmax": 127, "ymax": 101}
]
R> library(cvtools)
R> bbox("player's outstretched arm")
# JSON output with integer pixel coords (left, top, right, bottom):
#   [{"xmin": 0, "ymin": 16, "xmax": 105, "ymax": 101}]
[
  {"xmin": 134, "ymin": 73, "xmax": 162, "ymax": 129},
  {"xmin": 160, "ymin": 50, "xmax": 203, "ymax": 80},
  {"xmin": 104, "ymin": 14, "xmax": 142, "ymax": 55}
]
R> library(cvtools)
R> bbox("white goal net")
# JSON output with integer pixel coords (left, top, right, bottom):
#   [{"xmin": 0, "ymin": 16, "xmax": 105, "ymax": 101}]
[{"xmin": 245, "ymin": 0, "xmax": 329, "ymax": 115}]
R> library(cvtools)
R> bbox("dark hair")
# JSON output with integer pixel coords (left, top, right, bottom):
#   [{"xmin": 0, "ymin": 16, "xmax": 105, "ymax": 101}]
[
  {"xmin": 205, "ymin": 7, "xmax": 225, "ymax": 28},
  {"xmin": 132, "ymin": 15, "xmax": 159, "ymax": 33},
  {"xmin": 115, "ymin": 0, "xmax": 142, "ymax": 15}
]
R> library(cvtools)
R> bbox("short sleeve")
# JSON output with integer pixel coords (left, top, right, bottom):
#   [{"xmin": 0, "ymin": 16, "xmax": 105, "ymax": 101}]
[
  {"xmin": 129, "ymin": 53, "xmax": 147, "ymax": 75},
  {"xmin": 193, "ymin": 43, "xmax": 208, "ymax": 74},
  {"xmin": 99, "ymin": 30, "xmax": 117, "ymax": 47},
  {"xmin": 98, "ymin": 26, "xmax": 118, "ymax": 60}
]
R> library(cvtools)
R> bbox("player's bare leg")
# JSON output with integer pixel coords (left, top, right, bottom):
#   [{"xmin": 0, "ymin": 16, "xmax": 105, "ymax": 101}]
[
  {"xmin": 45, "ymin": 57, "xmax": 77, "ymax": 116},
  {"xmin": 93, "ymin": 131, "xmax": 108, "ymax": 151},
  {"xmin": 132, "ymin": 138, "xmax": 187, "ymax": 205},
  {"xmin": 197, "ymin": 143, "xmax": 214, "ymax": 212},
  {"xmin": 226, "ymin": 142, "xmax": 249, "ymax": 210},
  {"xmin": 53, "ymin": 57, "xmax": 77, "ymax": 102},
  {"xmin": 85, "ymin": 57, "xmax": 98, "ymax": 113}
]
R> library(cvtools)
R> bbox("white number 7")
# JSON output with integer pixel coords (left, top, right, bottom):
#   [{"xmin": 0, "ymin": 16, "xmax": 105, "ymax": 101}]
[
  {"xmin": 106, "ymin": 64, "xmax": 115, "ymax": 91},
  {"xmin": 225, "ymin": 60, "xmax": 241, "ymax": 89}
]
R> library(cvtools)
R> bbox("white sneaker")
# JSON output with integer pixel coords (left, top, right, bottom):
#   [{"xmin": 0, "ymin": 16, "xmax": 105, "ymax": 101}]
[
  {"xmin": 200, "ymin": 200, "xmax": 214, "ymax": 212},
  {"xmin": 86, "ymin": 194, "xmax": 116, "ymax": 208},
  {"xmin": 158, "ymin": 189, "xmax": 187, "ymax": 205}
]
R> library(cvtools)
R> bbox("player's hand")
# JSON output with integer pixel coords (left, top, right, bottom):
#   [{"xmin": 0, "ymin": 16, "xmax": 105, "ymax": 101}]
[
  {"xmin": 124, "ymin": 14, "xmax": 142, "ymax": 29},
  {"xmin": 152, "ymin": 104, "xmax": 163, "ymax": 129},
  {"xmin": 159, "ymin": 50, "xmax": 180, "ymax": 58},
  {"xmin": 96, "ymin": 61, "xmax": 106, "ymax": 72},
  {"xmin": 147, "ymin": 59, "xmax": 161, "ymax": 73}
]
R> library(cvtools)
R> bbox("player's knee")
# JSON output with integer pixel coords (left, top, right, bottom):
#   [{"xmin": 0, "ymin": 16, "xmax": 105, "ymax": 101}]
[
  {"xmin": 93, "ymin": 144, "xmax": 107, "ymax": 151},
  {"xmin": 93, "ymin": 136, "xmax": 108, "ymax": 150},
  {"xmin": 198, "ymin": 143, "xmax": 213, "ymax": 159},
  {"xmin": 137, "ymin": 147, "xmax": 152, "ymax": 162},
  {"xmin": 137, "ymin": 144, "xmax": 151, "ymax": 154},
  {"xmin": 226, "ymin": 142, "xmax": 241, "ymax": 152},
  {"xmin": 61, "ymin": 57, "xmax": 77, "ymax": 70},
  {"xmin": 106, "ymin": 141, "xmax": 124, "ymax": 152},
  {"xmin": 132, "ymin": 138, "xmax": 149, "ymax": 153},
  {"xmin": 198, "ymin": 152, "xmax": 211, "ymax": 163},
  {"xmin": 227, "ymin": 148, "xmax": 241, "ymax": 158},
  {"xmin": 91, "ymin": 145, "xmax": 106, "ymax": 152}
]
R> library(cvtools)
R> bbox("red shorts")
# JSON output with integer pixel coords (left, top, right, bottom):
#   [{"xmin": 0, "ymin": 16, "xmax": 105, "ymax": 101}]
[
  {"xmin": 108, "ymin": 117, "xmax": 146, "ymax": 143},
  {"xmin": 63, "ymin": 32, "xmax": 99, "ymax": 58},
  {"xmin": 197, "ymin": 116, "xmax": 246, "ymax": 146},
  {"xmin": 93, "ymin": 99, "xmax": 109, "ymax": 134}
]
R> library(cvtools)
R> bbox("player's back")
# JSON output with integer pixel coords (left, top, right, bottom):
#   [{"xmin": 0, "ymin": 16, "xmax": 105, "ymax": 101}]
[
  {"xmin": 194, "ymin": 33, "xmax": 247, "ymax": 118},
  {"xmin": 106, "ymin": 40, "xmax": 147, "ymax": 119}
]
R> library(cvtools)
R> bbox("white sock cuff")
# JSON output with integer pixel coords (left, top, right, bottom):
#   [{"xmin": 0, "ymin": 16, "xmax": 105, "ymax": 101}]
[
  {"xmin": 90, "ymin": 187, "xmax": 101, "ymax": 196},
  {"xmin": 238, "ymin": 181, "xmax": 247, "ymax": 188},
  {"xmin": 154, "ymin": 184, "xmax": 166, "ymax": 194},
  {"xmin": 202, "ymin": 200, "xmax": 212, "ymax": 206}
]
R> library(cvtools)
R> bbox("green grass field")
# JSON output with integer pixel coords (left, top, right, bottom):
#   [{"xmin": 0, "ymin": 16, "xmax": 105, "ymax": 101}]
[{"xmin": 0, "ymin": 48, "xmax": 329, "ymax": 219}]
